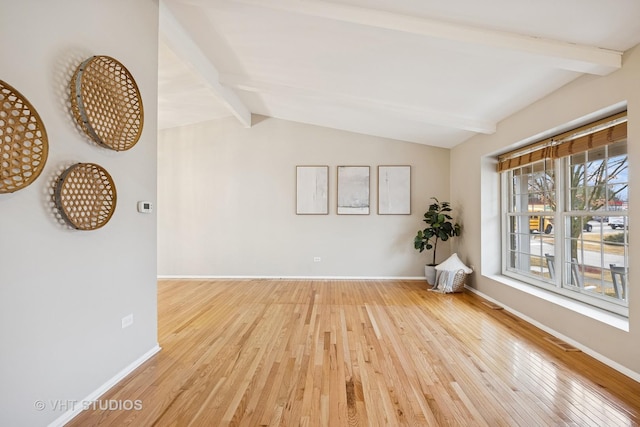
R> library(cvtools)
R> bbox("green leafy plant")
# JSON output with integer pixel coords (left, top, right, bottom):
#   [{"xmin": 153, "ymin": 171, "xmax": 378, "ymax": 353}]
[{"xmin": 414, "ymin": 198, "xmax": 461, "ymax": 266}]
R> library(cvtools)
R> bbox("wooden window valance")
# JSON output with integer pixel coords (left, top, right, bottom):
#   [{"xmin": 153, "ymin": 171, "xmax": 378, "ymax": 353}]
[{"xmin": 497, "ymin": 111, "xmax": 627, "ymax": 172}]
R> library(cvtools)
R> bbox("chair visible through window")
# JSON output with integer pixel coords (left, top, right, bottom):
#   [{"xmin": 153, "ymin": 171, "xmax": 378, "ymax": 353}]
[
  {"xmin": 609, "ymin": 264, "xmax": 627, "ymax": 300},
  {"xmin": 545, "ymin": 254, "xmax": 596, "ymax": 291},
  {"xmin": 571, "ymin": 258, "xmax": 597, "ymax": 291},
  {"xmin": 545, "ymin": 253, "xmax": 555, "ymax": 279}
]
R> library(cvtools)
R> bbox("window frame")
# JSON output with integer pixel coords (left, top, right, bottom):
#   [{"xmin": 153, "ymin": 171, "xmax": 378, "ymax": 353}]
[{"xmin": 499, "ymin": 115, "xmax": 629, "ymax": 317}]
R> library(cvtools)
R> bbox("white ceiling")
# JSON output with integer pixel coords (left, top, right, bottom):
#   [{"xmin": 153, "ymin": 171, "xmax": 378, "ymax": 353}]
[{"xmin": 158, "ymin": 0, "xmax": 640, "ymax": 148}]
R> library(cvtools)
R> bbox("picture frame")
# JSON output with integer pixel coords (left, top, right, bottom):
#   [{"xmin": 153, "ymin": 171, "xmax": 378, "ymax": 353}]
[
  {"xmin": 337, "ymin": 166, "xmax": 370, "ymax": 215},
  {"xmin": 378, "ymin": 165, "xmax": 411, "ymax": 215},
  {"xmin": 296, "ymin": 166, "xmax": 329, "ymax": 215}
]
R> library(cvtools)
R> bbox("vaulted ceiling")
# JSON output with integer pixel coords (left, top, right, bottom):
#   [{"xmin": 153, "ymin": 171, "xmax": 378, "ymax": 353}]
[{"xmin": 158, "ymin": 0, "xmax": 640, "ymax": 148}]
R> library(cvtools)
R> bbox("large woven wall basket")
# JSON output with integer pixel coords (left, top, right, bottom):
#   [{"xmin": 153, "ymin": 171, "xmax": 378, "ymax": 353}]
[
  {"xmin": 54, "ymin": 163, "xmax": 117, "ymax": 230},
  {"xmin": 70, "ymin": 55, "xmax": 144, "ymax": 151},
  {"xmin": 0, "ymin": 80, "xmax": 49, "ymax": 193}
]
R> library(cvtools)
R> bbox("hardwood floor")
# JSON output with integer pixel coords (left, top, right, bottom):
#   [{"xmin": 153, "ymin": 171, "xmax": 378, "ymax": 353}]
[{"xmin": 68, "ymin": 279, "xmax": 640, "ymax": 426}]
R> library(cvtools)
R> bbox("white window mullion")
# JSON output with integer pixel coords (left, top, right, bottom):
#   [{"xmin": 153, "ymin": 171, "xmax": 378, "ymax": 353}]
[
  {"xmin": 515, "ymin": 173, "xmax": 530, "ymax": 273},
  {"xmin": 554, "ymin": 157, "xmax": 565, "ymax": 289}
]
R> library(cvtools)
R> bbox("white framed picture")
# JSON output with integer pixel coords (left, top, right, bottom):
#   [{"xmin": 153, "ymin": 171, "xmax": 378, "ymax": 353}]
[
  {"xmin": 378, "ymin": 165, "xmax": 411, "ymax": 215},
  {"xmin": 337, "ymin": 166, "xmax": 370, "ymax": 215},
  {"xmin": 296, "ymin": 166, "xmax": 329, "ymax": 215}
]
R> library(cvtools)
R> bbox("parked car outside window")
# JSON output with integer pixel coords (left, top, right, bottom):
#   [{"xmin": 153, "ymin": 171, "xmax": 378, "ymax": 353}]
[{"xmin": 609, "ymin": 217, "xmax": 627, "ymax": 229}]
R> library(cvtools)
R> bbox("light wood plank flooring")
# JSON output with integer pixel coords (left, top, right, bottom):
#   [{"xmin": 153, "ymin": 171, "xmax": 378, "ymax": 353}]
[{"xmin": 68, "ymin": 279, "xmax": 640, "ymax": 426}]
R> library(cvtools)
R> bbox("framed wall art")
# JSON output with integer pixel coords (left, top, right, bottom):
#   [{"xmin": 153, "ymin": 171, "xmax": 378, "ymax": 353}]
[
  {"xmin": 296, "ymin": 166, "xmax": 329, "ymax": 214},
  {"xmin": 378, "ymin": 165, "xmax": 411, "ymax": 215},
  {"xmin": 337, "ymin": 166, "xmax": 370, "ymax": 215}
]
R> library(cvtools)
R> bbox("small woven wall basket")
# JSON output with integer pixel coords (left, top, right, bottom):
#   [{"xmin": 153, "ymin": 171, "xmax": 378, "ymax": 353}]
[
  {"xmin": 54, "ymin": 163, "xmax": 117, "ymax": 230},
  {"xmin": 0, "ymin": 80, "xmax": 49, "ymax": 193},
  {"xmin": 70, "ymin": 55, "xmax": 143, "ymax": 151}
]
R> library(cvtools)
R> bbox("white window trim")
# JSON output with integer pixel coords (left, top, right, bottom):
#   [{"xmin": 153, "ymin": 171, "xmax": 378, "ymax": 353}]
[
  {"xmin": 484, "ymin": 273, "xmax": 629, "ymax": 331},
  {"xmin": 500, "ymin": 169, "xmax": 629, "ymax": 318}
]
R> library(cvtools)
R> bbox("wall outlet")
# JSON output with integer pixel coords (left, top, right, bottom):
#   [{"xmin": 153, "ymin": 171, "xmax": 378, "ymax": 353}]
[
  {"xmin": 313, "ymin": 257, "xmax": 321, "ymax": 262},
  {"xmin": 121, "ymin": 314, "xmax": 134, "ymax": 329}
]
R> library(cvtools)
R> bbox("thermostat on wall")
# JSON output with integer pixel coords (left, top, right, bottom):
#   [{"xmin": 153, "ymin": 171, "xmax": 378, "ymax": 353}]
[{"xmin": 137, "ymin": 201, "xmax": 153, "ymax": 213}]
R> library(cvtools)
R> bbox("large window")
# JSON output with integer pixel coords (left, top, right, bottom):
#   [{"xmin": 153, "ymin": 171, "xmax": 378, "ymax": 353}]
[{"xmin": 499, "ymin": 113, "xmax": 628, "ymax": 316}]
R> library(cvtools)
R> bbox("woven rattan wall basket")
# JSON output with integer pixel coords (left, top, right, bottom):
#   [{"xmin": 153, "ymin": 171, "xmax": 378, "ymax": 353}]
[
  {"xmin": 54, "ymin": 163, "xmax": 117, "ymax": 230},
  {"xmin": 1, "ymin": 80, "xmax": 49, "ymax": 193},
  {"xmin": 70, "ymin": 55, "xmax": 143, "ymax": 151}
]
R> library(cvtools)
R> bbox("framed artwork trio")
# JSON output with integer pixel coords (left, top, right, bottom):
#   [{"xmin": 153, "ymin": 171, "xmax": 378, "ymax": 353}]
[{"xmin": 296, "ymin": 165, "xmax": 411, "ymax": 215}]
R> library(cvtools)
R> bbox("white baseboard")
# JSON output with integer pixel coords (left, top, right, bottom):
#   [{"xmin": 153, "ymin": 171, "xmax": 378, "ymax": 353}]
[
  {"xmin": 47, "ymin": 344, "xmax": 161, "ymax": 427},
  {"xmin": 157, "ymin": 275, "xmax": 426, "ymax": 280},
  {"xmin": 465, "ymin": 286, "xmax": 640, "ymax": 383}
]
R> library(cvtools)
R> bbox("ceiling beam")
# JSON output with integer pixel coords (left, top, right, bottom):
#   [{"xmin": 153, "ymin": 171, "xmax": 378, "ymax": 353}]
[
  {"xmin": 159, "ymin": 0, "xmax": 252, "ymax": 127},
  {"xmin": 215, "ymin": 0, "xmax": 622, "ymax": 75},
  {"xmin": 219, "ymin": 74, "xmax": 496, "ymax": 134}
]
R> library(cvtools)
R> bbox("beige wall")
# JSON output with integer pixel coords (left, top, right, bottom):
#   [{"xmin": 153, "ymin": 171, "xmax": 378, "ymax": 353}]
[
  {"xmin": 451, "ymin": 44, "xmax": 640, "ymax": 378},
  {"xmin": 0, "ymin": 1, "xmax": 159, "ymax": 425},
  {"xmin": 158, "ymin": 116, "xmax": 452, "ymax": 278}
]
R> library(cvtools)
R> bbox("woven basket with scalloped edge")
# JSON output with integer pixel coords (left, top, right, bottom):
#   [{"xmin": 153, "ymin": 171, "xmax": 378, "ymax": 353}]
[
  {"xmin": 70, "ymin": 55, "xmax": 143, "ymax": 151},
  {"xmin": 0, "ymin": 80, "xmax": 49, "ymax": 193},
  {"xmin": 54, "ymin": 163, "xmax": 117, "ymax": 230}
]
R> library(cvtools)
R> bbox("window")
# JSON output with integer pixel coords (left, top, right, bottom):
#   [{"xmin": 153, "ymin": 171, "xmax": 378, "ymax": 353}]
[{"xmin": 499, "ymin": 113, "xmax": 628, "ymax": 316}]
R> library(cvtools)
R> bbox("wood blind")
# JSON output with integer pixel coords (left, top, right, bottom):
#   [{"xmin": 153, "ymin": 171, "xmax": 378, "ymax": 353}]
[{"xmin": 497, "ymin": 112, "xmax": 627, "ymax": 172}]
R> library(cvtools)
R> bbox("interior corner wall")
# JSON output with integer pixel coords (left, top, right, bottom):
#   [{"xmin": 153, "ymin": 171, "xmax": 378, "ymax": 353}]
[
  {"xmin": 158, "ymin": 117, "xmax": 450, "ymax": 278},
  {"xmin": 450, "ymin": 44, "xmax": 640, "ymax": 377},
  {"xmin": 0, "ymin": 2, "xmax": 159, "ymax": 426}
]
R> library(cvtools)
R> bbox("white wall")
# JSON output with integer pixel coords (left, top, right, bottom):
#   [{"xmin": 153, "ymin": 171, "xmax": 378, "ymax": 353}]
[
  {"xmin": 158, "ymin": 116, "xmax": 451, "ymax": 278},
  {"xmin": 451, "ymin": 44, "xmax": 640, "ymax": 377},
  {"xmin": 0, "ymin": 2, "xmax": 159, "ymax": 426}
]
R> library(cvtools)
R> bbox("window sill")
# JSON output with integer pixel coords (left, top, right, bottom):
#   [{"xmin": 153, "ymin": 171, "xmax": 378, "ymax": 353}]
[{"xmin": 485, "ymin": 274, "xmax": 629, "ymax": 332}]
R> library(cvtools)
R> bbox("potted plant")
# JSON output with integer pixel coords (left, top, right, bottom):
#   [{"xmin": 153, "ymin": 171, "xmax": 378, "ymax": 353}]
[{"xmin": 414, "ymin": 198, "xmax": 461, "ymax": 284}]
